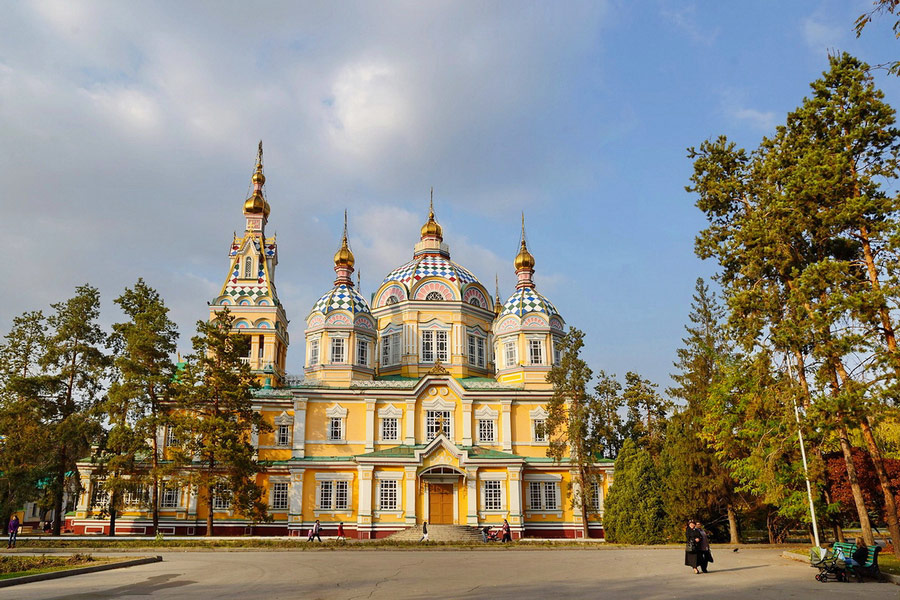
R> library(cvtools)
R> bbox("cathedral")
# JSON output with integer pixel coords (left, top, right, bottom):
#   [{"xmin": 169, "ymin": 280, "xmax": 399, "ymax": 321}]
[{"xmin": 70, "ymin": 146, "xmax": 612, "ymax": 539}]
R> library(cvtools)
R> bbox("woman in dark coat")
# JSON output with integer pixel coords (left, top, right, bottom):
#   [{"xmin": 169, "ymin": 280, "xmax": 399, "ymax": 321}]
[{"xmin": 684, "ymin": 520, "xmax": 702, "ymax": 574}]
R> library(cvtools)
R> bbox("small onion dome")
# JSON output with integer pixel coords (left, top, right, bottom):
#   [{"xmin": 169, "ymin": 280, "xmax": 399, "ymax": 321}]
[
  {"xmin": 251, "ymin": 166, "xmax": 266, "ymax": 185},
  {"xmin": 421, "ymin": 208, "xmax": 443, "ymax": 240},
  {"xmin": 334, "ymin": 234, "xmax": 355, "ymax": 268},
  {"xmin": 514, "ymin": 240, "xmax": 535, "ymax": 270},
  {"xmin": 243, "ymin": 192, "xmax": 270, "ymax": 217}
]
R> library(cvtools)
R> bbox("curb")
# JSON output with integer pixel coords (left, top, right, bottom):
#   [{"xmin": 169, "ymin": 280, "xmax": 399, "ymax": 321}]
[
  {"xmin": 782, "ymin": 551, "xmax": 900, "ymax": 585},
  {"xmin": 0, "ymin": 555, "xmax": 162, "ymax": 587}
]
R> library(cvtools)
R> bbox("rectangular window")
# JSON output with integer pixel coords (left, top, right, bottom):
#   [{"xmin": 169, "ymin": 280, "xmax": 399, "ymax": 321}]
[
  {"xmin": 553, "ymin": 343, "xmax": 561, "ymax": 365},
  {"xmin": 328, "ymin": 417, "xmax": 344, "ymax": 441},
  {"xmin": 276, "ymin": 424, "xmax": 290, "ymax": 446},
  {"xmin": 527, "ymin": 481, "xmax": 559, "ymax": 511},
  {"xmin": 468, "ymin": 335, "xmax": 485, "ymax": 368},
  {"xmin": 212, "ymin": 484, "xmax": 231, "ymax": 510},
  {"xmin": 271, "ymin": 482, "xmax": 289, "ymax": 510},
  {"xmin": 381, "ymin": 333, "xmax": 401, "ymax": 366},
  {"xmin": 334, "ymin": 481, "xmax": 349, "ymax": 510},
  {"xmin": 309, "ymin": 339, "xmax": 319, "ymax": 366},
  {"xmin": 379, "ymin": 480, "xmax": 398, "ymax": 510},
  {"xmin": 258, "ymin": 334, "xmax": 265, "ymax": 358},
  {"xmin": 484, "ymin": 480, "xmax": 502, "ymax": 510},
  {"xmin": 478, "ymin": 419, "xmax": 496, "ymax": 444},
  {"xmin": 505, "ymin": 341, "xmax": 517, "ymax": 368},
  {"xmin": 357, "ymin": 339, "xmax": 368, "ymax": 367},
  {"xmin": 319, "ymin": 481, "xmax": 333, "ymax": 510},
  {"xmin": 331, "ymin": 338, "xmax": 345, "ymax": 363},
  {"xmin": 533, "ymin": 419, "xmax": 547, "ymax": 443},
  {"xmin": 91, "ymin": 479, "xmax": 109, "ymax": 510},
  {"xmin": 426, "ymin": 410, "xmax": 452, "ymax": 440},
  {"xmin": 381, "ymin": 417, "xmax": 398, "ymax": 441},
  {"xmin": 590, "ymin": 480, "xmax": 603, "ymax": 513},
  {"xmin": 124, "ymin": 485, "xmax": 149, "ymax": 507},
  {"xmin": 529, "ymin": 339, "xmax": 543, "ymax": 365},
  {"xmin": 161, "ymin": 487, "xmax": 179, "ymax": 509},
  {"xmin": 165, "ymin": 426, "xmax": 177, "ymax": 448},
  {"xmin": 422, "ymin": 330, "xmax": 448, "ymax": 363}
]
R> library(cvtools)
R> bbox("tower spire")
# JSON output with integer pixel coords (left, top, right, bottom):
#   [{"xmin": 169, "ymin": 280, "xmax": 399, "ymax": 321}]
[
  {"xmin": 514, "ymin": 212, "xmax": 535, "ymax": 289},
  {"xmin": 420, "ymin": 186, "xmax": 443, "ymax": 242},
  {"xmin": 243, "ymin": 140, "xmax": 270, "ymax": 225},
  {"xmin": 334, "ymin": 209, "xmax": 355, "ymax": 286},
  {"xmin": 494, "ymin": 273, "xmax": 503, "ymax": 315}
]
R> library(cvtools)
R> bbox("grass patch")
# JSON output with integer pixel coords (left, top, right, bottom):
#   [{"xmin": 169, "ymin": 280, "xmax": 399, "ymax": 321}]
[{"xmin": 0, "ymin": 553, "xmax": 103, "ymax": 580}]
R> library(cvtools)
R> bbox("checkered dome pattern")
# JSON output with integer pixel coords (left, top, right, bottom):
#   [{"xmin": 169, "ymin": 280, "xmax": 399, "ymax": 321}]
[
  {"xmin": 312, "ymin": 284, "xmax": 371, "ymax": 315},
  {"xmin": 382, "ymin": 256, "xmax": 480, "ymax": 288},
  {"xmin": 501, "ymin": 287, "xmax": 560, "ymax": 317}
]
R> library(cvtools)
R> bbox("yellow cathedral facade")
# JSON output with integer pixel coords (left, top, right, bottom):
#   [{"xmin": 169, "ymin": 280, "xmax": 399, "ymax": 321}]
[{"xmin": 70, "ymin": 147, "xmax": 612, "ymax": 539}]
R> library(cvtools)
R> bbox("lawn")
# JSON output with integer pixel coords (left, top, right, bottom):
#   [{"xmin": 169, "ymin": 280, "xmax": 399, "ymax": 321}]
[{"xmin": 0, "ymin": 554, "xmax": 109, "ymax": 580}]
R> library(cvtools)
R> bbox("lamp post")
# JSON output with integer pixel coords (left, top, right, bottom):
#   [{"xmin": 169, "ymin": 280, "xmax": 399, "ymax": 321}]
[{"xmin": 786, "ymin": 357, "xmax": 821, "ymax": 548}]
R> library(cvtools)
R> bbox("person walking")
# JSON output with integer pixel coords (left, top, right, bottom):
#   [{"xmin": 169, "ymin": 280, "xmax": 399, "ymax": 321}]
[
  {"xmin": 696, "ymin": 520, "xmax": 713, "ymax": 573},
  {"xmin": 336, "ymin": 522, "xmax": 345, "ymax": 542},
  {"xmin": 501, "ymin": 518, "xmax": 512, "ymax": 543},
  {"xmin": 7, "ymin": 515, "xmax": 19, "ymax": 549},
  {"xmin": 684, "ymin": 519, "xmax": 702, "ymax": 574},
  {"xmin": 419, "ymin": 521, "xmax": 429, "ymax": 542},
  {"xmin": 307, "ymin": 519, "xmax": 323, "ymax": 542},
  {"xmin": 482, "ymin": 525, "xmax": 490, "ymax": 543}
]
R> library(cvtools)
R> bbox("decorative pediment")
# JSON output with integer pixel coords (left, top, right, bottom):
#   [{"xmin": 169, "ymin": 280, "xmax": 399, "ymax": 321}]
[
  {"xmin": 529, "ymin": 406, "xmax": 549, "ymax": 420},
  {"xmin": 474, "ymin": 405, "xmax": 499, "ymax": 420},
  {"xmin": 326, "ymin": 403, "xmax": 348, "ymax": 418},
  {"xmin": 495, "ymin": 316, "xmax": 519, "ymax": 333},
  {"xmin": 427, "ymin": 360, "xmax": 449, "ymax": 376},
  {"xmin": 378, "ymin": 404, "xmax": 403, "ymax": 418},
  {"xmin": 273, "ymin": 411, "xmax": 292, "ymax": 426},
  {"xmin": 422, "ymin": 396, "xmax": 455, "ymax": 411}
]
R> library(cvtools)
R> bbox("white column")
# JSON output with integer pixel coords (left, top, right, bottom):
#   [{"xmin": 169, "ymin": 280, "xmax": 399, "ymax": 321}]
[
  {"xmin": 462, "ymin": 400, "xmax": 473, "ymax": 446},
  {"xmin": 466, "ymin": 468, "xmax": 478, "ymax": 525},
  {"xmin": 357, "ymin": 465, "xmax": 374, "ymax": 538},
  {"xmin": 365, "ymin": 398, "xmax": 376, "ymax": 452},
  {"xmin": 405, "ymin": 400, "xmax": 416, "ymax": 445},
  {"xmin": 292, "ymin": 397, "xmax": 307, "ymax": 458},
  {"xmin": 501, "ymin": 400, "xmax": 513, "ymax": 452},
  {"xmin": 404, "ymin": 466, "xmax": 417, "ymax": 524},
  {"xmin": 508, "ymin": 465, "xmax": 524, "ymax": 537},
  {"xmin": 289, "ymin": 468, "xmax": 305, "ymax": 531}
]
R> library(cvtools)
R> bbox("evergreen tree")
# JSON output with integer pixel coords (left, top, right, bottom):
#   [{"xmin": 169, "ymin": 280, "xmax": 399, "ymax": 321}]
[
  {"xmin": 38, "ymin": 285, "xmax": 109, "ymax": 535},
  {"xmin": 544, "ymin": 328, "xmax": 605, "ymax": 538},
  {"xmin": 621, "ymin": 372, "xmax": 671, "ymax": 456},
  {"xmin": 103, "ymin": 279, "xmax": 179, "ymax": 536},
  {"xmin": 604, "ymin": 438, "xmax": 666, "ymax": 543},
  {"xmin": 593, "ymin": 371, "xmax": 623, "ymax": 459},
  {"xmin": 170, "ymin": 308, "xmax": 269, "ymax": 536},
  {"xmin": 665, "ymin": 278, "xmax": 741, "ymax": 542}
]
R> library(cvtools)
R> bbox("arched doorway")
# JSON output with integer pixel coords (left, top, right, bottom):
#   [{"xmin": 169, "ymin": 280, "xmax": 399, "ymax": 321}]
[{"xmin": 419, "ymin": 466, "xmax": 465, "ymax": 525}]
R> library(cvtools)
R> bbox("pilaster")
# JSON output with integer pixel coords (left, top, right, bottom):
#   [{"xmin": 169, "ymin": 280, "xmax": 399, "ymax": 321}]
[
  {"xmin": 292, "ymin": 397, "xmax": 307, "ymax": 458},
  {"xmin": 508, "ymin": 465, "xmax": 524, "ymax": 537},
  {"xmin": 365, "ymin": 398, "xmax": 377, "ymax": 452},
  {"xmin": 405, "ymin": 400, "xmax": 416, "ymax": 445},
  {"xmin": 466, "ymin": 468, "xmax": 478, "ymax": 525},
  {"xmin": 462, "ymin": 400, "xmax": 473, "ymax": 446},
  {"xmin": 289, "ymin": 468, "xmax": 305, "ymax": 530},
  {"xmin": 404, "ymin": 466, "xmax": 418, "ymax": 524},
  {"xmin": 501, "ymin": 400, "xmax": 513, "ymax": 452},
  {"xmin": 357, "ymin": 465, "xmax": 375, "ymax": 539}
]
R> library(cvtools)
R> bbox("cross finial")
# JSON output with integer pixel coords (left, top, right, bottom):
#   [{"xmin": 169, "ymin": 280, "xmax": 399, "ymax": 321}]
[
  {"xmin": 343, "ymin": 209, "xmax": 349, "ymax": 241},
  {"xmin": 430, "ymin": 187, "xmax": 434, "ymax": 217},
  {"xmin": 520, "ymin": 211, "xmax": 526, "ymax": 246},
  {"xmin": 256, "ymin": 140, "xmax": 263, "ymax": 168}
]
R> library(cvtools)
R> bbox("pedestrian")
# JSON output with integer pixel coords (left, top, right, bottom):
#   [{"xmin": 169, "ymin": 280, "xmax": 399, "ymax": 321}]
[
  {"xmin": 336, "ymin": 521, "xmax": 345, "ymax": 542},
  {"xmin": 307, "ymin": 519, "xmax": 323, "ymax": 542},
  {"xmin": 696, "ymin": 520, "xmax": 713, "ymax": 573},
  {"xmin": 419, "ymin": 521, "xmax": 429, "ymax": 542},
  {"xmin": 7, "ymin": 515, "xmax": 19, "ymax": 549},
  {"xmin": 482, "ymin": 525, "xmax": 490, "ymax": 543},
  {"xmin": 684, "ymin": 519, "xmax": 702, "ymax": 574},
  {"xmin": 501, "ymin": 518, "xmax": 511, "ymax": 543}
]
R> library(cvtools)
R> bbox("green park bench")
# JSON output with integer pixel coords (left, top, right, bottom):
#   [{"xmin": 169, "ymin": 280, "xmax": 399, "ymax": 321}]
[{"xmin": 832, "ymin": 541, "xmax": 883, "ymax": 582}]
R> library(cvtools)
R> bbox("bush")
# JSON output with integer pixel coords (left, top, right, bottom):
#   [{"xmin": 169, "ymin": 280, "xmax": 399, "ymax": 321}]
[{"xmin": 604, "ymin": 439, "xmax": 667, "ymax": 543}]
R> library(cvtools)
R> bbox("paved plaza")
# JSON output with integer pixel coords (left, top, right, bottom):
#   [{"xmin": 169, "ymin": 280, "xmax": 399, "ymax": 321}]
[{"xmin": 8, "ymin": 547, "xmax": 899, "ymax": 600}]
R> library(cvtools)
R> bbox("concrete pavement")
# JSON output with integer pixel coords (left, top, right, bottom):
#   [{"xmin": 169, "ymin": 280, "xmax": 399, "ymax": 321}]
[{"xmin": 7, "ymin": 547, "xmax": 898, "ymax": 599}]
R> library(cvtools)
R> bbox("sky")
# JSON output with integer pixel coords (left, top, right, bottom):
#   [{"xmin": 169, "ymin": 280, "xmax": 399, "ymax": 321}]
[{"xmin": 2, "ymin": 0, "xmax": 900, "ymax": 391}]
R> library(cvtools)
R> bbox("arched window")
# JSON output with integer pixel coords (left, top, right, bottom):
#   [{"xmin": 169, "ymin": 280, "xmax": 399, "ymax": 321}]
[
  {"xmin": 469, "ymin": 297, "xmax": 481, "ymax": 307},
  {"xmin": 425, "ymin": 291, "xmax": 443, "ymax": 301},
  {"xmin": 386, "ymin": 296, "xmax": 399, "ymax": 305},
  {"xmin": 244, "ymin": 257, "xmax": 252, "ymax": 278}
]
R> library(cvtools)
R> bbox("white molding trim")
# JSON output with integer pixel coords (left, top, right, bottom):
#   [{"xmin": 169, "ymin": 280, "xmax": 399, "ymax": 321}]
[
  {"xmin": 378, "ymin": 405, "xmax": 404, "ymax": 418},
  {"xmin": 422, "ymin": 397, "xmax": 456, "ymax": 411},
  {"xmin": 474, "ymin": 405, "xmax": 499, "ymax": 419},
  {"xmin": 274, "ymin": 411, "xmax": 292, "ymax": 426},
  {"xmin": 314, "ymin": 472, "xmax": 355, "ymax": 481},
  {"xmin": 479, "ymin": 472, "xmax": 508, "ymax": 481},
  {"xmin": 529, "ymin": 406, "xmax": 549, "ymax": 420},
  {"xmin": 374, "ymin": 471, "xmax": 404, "ymax": 480},
  {"xmin": 523, "ymin": 473, "xmax": 562, "ymax": 481},
  {"xmin": 326, "ymin": 403, "xmax": 349, "ymax": 418}
]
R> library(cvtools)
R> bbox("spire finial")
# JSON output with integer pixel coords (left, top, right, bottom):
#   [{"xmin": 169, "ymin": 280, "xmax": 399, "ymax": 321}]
[
  {"xmin": 520, "ymin": 211, "xmax": 526, "ymax": 247},
  {"xmin": 343, "ymin": 209, "xmax": 349, "ymax": 242},
  {"xmin": 514, "ymin": 211, "xmax": 536, "ymax": 279},
  {"xmin": 244, "ymin": 141, "xmax": 269, "ymax": 218},
  {"xmin": 420, "ymin": 187, "xmax": 443, "ymax": 242},
  {"xmin": 494, "ymin": 273, "xmax": 502, "ymax": 315},
  {"xmin": 256, "ymin": 140, "xmax": 263, "ymax": 168},
  {"xmin": 333, "ymin": 209, "xmax": 355, "ymax": 284},
  {"xmin": 430, "ymin": 187, "xmax": 434, "ymax": 214}
]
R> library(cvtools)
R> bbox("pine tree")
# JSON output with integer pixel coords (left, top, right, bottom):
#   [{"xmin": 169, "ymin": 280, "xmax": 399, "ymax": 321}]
[
  {"xmin": 544, "ymin": 328, "xmax": 605, "ymax": 538},
  {"xmin": 622, "ymin": 372, "xmax": 671, "ymax": 456},
  {"xmin": 593, "ymin": 371, "xmax": 623, "ymax": 459},
  {"xmin": 170, "ymin": 308, "xmax": 270, "ymax": 536},
  {"xmin": 604, "ymin": 438, "xmax": 666, "ymax": 543},
  {"xmin": 103, "ymin": 279, "xmax": 179, "ymax": 536}
]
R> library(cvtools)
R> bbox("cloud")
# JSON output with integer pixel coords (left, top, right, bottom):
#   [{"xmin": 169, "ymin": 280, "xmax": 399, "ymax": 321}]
[
  {"xmin": 731, "ymin": 107, "xmax": 777, "ymax": 132},
  {"xmin": 802, "ymin": 14, "xmax": 845, "ymax": 50},
  {"xmin": 660, "ymin": 2, "xmax": 718, "ymax": 45}
]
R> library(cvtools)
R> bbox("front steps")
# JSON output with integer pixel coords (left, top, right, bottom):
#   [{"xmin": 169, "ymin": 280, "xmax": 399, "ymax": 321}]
[{"xmin": 386, "ymin": 524, "xmax": 484, "ymax": 542}]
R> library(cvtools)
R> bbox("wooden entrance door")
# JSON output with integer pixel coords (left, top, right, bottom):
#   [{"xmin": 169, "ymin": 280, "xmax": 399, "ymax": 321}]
[{"xmin": 428, "ymin": 484, "xmax": 454, "ymax": 524}]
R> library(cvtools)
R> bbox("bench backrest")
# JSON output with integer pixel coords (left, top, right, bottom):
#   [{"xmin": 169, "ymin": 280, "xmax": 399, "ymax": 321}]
[{"xmin": 832, "ymin": 542, "xmax": 880, "ymax": 567}]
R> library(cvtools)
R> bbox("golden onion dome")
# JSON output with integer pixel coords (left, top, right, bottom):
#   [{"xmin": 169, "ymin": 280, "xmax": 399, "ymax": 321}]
[
  {"xmin": 251, "ymin": 167, "xmax": 266, "ymax": 185},
  {"xmin": 244, "ymin": 191, "xmax": 266, "ymax": 214},
  {"xmin": 421, "ymin": 212, "xmax": 443, "ymax": 240},
  {"xmin": 514, "ymin": 241, "xmax": 535, "ymax": 270},
  {"xmin": 334, "ymin": 235, "xmax": 355, "ymax": 268}
]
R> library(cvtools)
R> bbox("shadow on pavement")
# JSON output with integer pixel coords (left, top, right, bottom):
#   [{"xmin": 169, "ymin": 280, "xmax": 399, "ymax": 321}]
[{"xmin": 47, "ymin": 574, "xmax": 195, "ymax": 599}]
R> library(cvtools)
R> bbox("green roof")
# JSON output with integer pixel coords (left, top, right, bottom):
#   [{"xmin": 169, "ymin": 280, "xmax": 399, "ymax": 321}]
[{"xmin": 357, "ymin": 445, "xmax": 423, "ymax": 458}]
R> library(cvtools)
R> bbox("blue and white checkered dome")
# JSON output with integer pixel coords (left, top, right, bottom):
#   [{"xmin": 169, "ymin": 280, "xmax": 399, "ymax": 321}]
[
  {"xmin": 382, "ymin": 255, "xmax": 481, "ymax": 291},
  {"xmin": 500, "ymin": 286, "xmax": 560, "ymax": 318},
  {"xmin": 311, "ymin": 284, "xmax": 371, "ymax": 316}
]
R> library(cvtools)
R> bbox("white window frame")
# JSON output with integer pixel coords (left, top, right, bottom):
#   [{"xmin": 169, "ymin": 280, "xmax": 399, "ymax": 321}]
[
  {"xmin": 378, "ymin": 405, "xmax": 403, "ymax": 442},
  {"xmin": 421, "ymin": 329, "xmax": 449, "ymax": 363},
  {"xmin": 474, "ymin": 405, "xmax": 498, "ymax": 445},
  {"xmin": 381, "ymin": 417, "xmax": 399, "ymax": 442},
  {"xmin": 212, "ymin": 483, "xmax": 232, "ymax": 511},
  {"xmin": 165, "ymin": 425, "xmax": 177, "ymax": 448},
  {"xmin": 528, "ymin": 338, "xmax": 544, "ymax": 366},
  {"xmin": 356, "ymin": 338, "xmax": 369, "ymax": 367},
  {"xmin": 274, "ymin": 411, "xmax": 292, "ymax": 447},
  {"xmin": 378, "ymin": 480, "xmax": 399, "ymax": 511},
  {"xmin": 331, "ymin": 337, "xmax": 346, "ymax": 364},
  {"xmin": 483, "ymin": 480, "xmax": 502, "ymax": 511},
  {"xmin": 308, "ymin": 338, "xmax": 319, "ymax": 366},
  {"xmin": 589, "ymin": 478, "xmax": 604, "ymax": 513},
  {"xmin": 270, "ymin": 481, "xmax": 289, "ymax": 510},
  {"xmin": 504, "ymin": 339, "xmax": 517, "ymax": 368},
  {"xmin": 468, "ymin": 333, "xmax": 485, "ymax": 368},
  {"xmin": 524, "ymin": 474, "xmax": 562, "ymax": 515},
  {"xmin": 479, "ymin": 472, "xmax": 508, "ymax": 513},
  {"xmin": 530, "ymin": 406, "xmax": 549, "ymax": 444},
  {"xmin": 315, "ymin": 473, "xmax": 353, "ymax": 513},
  {"xmin": 160, "ymin": 486, "xmax": 179, "ymax": 509},
  {"xmin": 326, "ymin": 404, "xmax": 348, "ymax": 441}
]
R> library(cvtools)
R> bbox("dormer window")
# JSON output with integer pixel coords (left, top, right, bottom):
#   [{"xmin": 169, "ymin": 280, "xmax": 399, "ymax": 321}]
[{"xmin": 244, "ymin": 256, "xmax": 252, "ymax": 278}]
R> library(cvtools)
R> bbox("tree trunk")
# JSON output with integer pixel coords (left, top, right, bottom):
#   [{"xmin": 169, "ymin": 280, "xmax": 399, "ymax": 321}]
[
  {"xmin": 766, "ymin": 512, "xmax": 775, "ymax": 544},
  {"xmin": 726, "ymin": 502, "xmax": 739, "ymax": 544},
  {"xmin": 837, "ymin": 422, "xmax": 875, "ymax": 545},
  {"xmin": 52, "ymin": 448, "xmax": 66, "ymax": 536},
  {"xmin": 859, "ymin": 416, "xmax": 900, "ymax": 555},
  {"xmin": 579, "ymin": 467, "xmax": 589, "ymax": 539},
  {"xmin": 205, "ymin": 483, "xmax": 213, "ymax": 537},
  {"xmin": 151, "ymin": 423, "xmax": 159, "ymax": 535}
]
